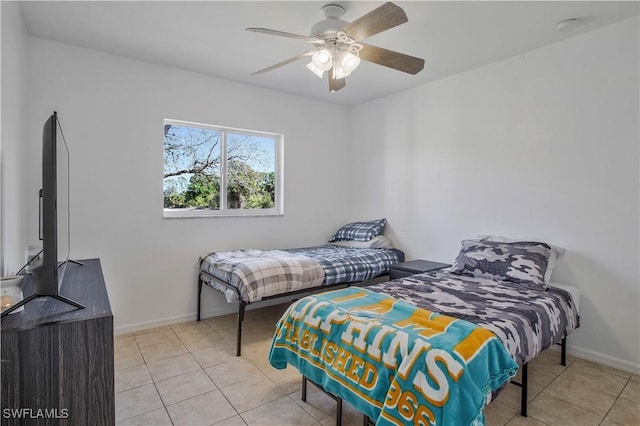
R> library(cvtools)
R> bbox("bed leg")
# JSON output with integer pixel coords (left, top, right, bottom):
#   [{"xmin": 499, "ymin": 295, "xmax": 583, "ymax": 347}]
[
  {"xmin": 301, "ymin": 376, "xmax": 344, "ymax": 426},
  {"xmin": 197, "ymin": 278, "xmax": 203, "ymax": 321},
  {"xmin": 520, "ymin": 363, "xmax": 528, "ymax": 417},
  {"xmin": 560, "ymin": 337, "xmax": 567, "ymax": 366},
  {"xmin": 301, "ymin": 376, "xmax": 307, "ymax": 402},
  {"xmin": 236, "ymin": 301, "xmax": 246, "ymax": 356}
]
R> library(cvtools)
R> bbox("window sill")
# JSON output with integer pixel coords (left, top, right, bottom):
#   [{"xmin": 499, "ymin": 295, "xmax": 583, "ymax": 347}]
[{"xmin": 163, "ymin": 208, "xmax": 284, "ymax": 219}]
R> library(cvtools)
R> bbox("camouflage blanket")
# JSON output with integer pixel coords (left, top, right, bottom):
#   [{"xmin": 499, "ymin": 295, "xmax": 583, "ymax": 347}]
[{"xmin": 368, "ymin": 271, "xmax": 580, "ymax": 365}]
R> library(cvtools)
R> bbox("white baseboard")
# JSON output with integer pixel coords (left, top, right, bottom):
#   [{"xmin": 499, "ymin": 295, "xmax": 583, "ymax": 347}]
[
  {"xmin": 547, "ymin": 343, "xmax": 640, "ymax": 375},
  {"xmin": 117, "ymin": 280, "xmax": 390, "ymax": 336},
  {"xmin": 113, "ymin": 296, "xmax": 299, "ymax": 335},
  {"xmin": 569, "ymin": 345, "xmax": 639, "ymax": 376},
  {"xmin": 114, "ymin": 305, "xmax": 236, "ymax": 335}
]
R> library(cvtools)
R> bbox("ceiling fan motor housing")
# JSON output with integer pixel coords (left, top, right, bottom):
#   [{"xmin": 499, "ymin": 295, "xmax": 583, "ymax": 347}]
[{"xmin": 311, "ymin": 4, "xmax": 348, "ymax": 40}]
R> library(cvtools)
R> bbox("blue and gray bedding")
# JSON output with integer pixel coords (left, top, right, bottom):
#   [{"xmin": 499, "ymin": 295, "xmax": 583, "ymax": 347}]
[
  {"xmin": 367, "ymin": 270, "xmax": 580, "ymax": 366},
  {"xmin": 286, "ymin": 245, "xmax": 404, "ymax": 285},
  {"xmin": 451, "ymin": 239, "xmax": 552, "ymax": 289},
  {"xmin": 328, "ymin": 218, "xmax": 387, "ymax": 242},
  {"xmin": 200, "ymin": 245, "xmax": 404, "ymax": 303}
]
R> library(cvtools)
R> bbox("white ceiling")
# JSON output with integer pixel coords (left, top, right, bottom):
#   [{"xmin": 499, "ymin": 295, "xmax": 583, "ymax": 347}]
[{"xmin": 19, "ymin": 1, "xmax": 639, "ymax": 106}]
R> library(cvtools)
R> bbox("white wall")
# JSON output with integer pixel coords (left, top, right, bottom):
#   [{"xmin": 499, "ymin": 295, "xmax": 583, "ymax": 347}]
[
  {"xmin": 349, "ymin": 17, "xmax": 639, "ymax": 372},
  {"xmin": 1, "ymin": 1, "xmax": 28, "ymax": 276},
  {"xmin": 22, "ymin": 37, "xmax": 352, "ymax": 332}
]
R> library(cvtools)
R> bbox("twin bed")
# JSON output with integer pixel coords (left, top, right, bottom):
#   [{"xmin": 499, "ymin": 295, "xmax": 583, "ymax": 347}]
[
  {"xmin": 198, "ymin": 219, "xmax": 404, "ymax": 355},
  {"xmin": 197, "ymin": 223, "xmax": 581, "ymax": 425}
]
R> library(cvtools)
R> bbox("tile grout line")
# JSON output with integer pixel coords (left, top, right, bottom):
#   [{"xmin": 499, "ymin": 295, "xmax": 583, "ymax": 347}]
[
  {"xmin": 119, "ymin": 336, "xmax": 168, "ymax": 424},
  {"xmin": 164, "ymin": 319, "xmax": 289, "ymax": 424},
  {"xmin": 597, "ymin": 377, "xmax": 631, "ymax": 426},
  {"xmin": 528, "ymin": 360, "xmax": 615, "ymax": 423}
]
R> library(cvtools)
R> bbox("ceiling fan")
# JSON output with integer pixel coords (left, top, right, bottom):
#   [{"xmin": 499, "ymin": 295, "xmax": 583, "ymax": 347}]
[{"xmin": 247, "ymin": 2, "xmax": 425, "ymax": 93}]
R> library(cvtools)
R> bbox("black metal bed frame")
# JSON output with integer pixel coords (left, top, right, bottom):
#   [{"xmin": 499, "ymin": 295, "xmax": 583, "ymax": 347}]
[
  {"xmin": 303, "ymin": 337, "xmax": 567, "ymax": 425},
  {"xmin": 196, "ymin": 256, "xmax": 570, "ymax": 421},
  {"xmin": 197, "ymin": 260, "xmax": 386, "ymax": 356},
  {"xmin": 508, "ymin": 337, "xmax": 567, "ymax": 417}
]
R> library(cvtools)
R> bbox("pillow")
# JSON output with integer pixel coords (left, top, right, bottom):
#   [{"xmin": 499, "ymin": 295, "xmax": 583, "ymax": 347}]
[
  {"xmin": 476, "ymin": 235, "xmax": 565, "ymax": 283},
  {"xmin": 451, "ymin": 239, "xmax": 552, "ymax": 289},
  {"xmin": 329, "ymin": 218, "xmax": 386, "ymax": 242},
  {"xmin": 329, "ymin": 235, "xmax": 394, "ymax": 249}
]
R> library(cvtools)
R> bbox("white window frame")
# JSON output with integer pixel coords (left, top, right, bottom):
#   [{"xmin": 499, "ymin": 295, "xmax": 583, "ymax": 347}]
[{"xmin": 163, "ymin": 119, "xmax": 284, "ymax": 218}]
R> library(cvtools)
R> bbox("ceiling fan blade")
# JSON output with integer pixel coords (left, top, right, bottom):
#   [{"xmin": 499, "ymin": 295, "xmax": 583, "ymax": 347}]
[
  {"xmin": 251, "ymin": 51, "xmax": 313, "ymax": 75},
  {"xmin": 328, "ymin": 76, "xmax": 346, "ymax": 93},
  {"xmin": 246, "ymin": 28, "xmax": 322, "ymax": 44},
  {"xmin": 340, "ymin": 2, "xmax": 408, "ymax": 41},
  {"xmin": 359, "ymin": 44, "xmax": 425, "ymax": 75}
]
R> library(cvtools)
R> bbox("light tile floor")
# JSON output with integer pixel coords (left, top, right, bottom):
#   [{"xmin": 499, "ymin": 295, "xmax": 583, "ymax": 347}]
[{"xmin": 115, "ymin": 303, "xmax": 640, "ymax": 425}]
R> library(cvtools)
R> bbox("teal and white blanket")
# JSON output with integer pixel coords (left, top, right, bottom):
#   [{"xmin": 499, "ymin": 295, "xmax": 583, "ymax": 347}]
[{"xmin": 269, "ymin": 287, "xmax": 518, "ymax": 425}]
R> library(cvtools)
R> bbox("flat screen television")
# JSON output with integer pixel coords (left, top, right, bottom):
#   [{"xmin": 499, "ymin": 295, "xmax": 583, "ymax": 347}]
[
  {"xmin": 33, "ymin": 112, "xmax": 60, "ymax": 295},
  {"xmin": 0, "ymin": 112, "xmax": 84, "ymax": 317}
]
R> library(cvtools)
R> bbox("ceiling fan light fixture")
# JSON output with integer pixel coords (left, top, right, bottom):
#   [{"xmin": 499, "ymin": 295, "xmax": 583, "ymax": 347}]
[
  {"xmin": 305, "ymin": 61, "xmax": 325, "ymax": 78},
  {"xmin": 312, "ymin": 49, "xmax": 333, "ymax": 71},
  {"xmin": 340, "ymin": 51, "xmax": 361, "ymax": 74}
]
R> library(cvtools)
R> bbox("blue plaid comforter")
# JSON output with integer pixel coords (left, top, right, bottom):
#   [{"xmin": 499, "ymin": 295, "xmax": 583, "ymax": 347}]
[
  {"xmin": 286, "ymin": 245, "xmax": 404, "ymax": 285},
  {"xmin": 200, "ymin": 245, "xmax": 404, "ymax": 303}
]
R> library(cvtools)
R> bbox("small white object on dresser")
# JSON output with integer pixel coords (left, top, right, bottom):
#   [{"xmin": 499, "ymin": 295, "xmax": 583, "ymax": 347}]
[{"xmin": 1, "ymin": 276, "xmax": 24, "ymax": 314}]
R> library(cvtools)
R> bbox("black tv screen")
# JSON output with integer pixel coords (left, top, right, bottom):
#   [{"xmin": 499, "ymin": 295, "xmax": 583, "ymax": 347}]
[{"xmin": 32, "ymin": 112, "xmax": 59, "ymax": 296}]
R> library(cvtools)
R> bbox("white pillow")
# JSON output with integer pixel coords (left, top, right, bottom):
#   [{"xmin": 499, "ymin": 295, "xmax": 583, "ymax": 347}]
[
  {"xmin": 548, "ymin": 281, "xmax": 582, "ymax": 313},
  {"xmin": 329, "ymin": 235, "xmax": 394, "ymax": 249},
  {"xmin": 476, "ymin": 235, "xmax": 565, "ymax": 283}
]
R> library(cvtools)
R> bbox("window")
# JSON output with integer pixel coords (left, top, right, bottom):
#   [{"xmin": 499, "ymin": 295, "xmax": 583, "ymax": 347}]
[{"xmin": 163, "ymin": 119, "xmax": 283, "ymax": 218}]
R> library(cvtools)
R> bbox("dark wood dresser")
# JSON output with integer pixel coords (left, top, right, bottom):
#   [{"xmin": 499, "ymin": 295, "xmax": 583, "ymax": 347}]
[{"xmin": 1, "ymin": 259, "xmax": 114, "ymax": 425}]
